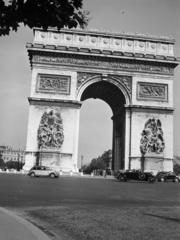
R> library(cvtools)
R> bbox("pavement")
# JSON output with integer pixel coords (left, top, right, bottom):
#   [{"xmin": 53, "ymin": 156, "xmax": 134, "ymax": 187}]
[{"xmin": 0, "ymin": 207, "xmax": 51, "ymax": 240}]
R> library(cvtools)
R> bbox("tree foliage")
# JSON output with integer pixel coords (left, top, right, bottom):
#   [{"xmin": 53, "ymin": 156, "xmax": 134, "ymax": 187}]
[
  {"xmin": 0, "ymin": 158, "xmax": 5, "ymax": 168},
  {"xmin": 82, "ymin": 150, "xmax": 112, "ymax": 174},
  {"xmin": 0, "ymin": 0, "xmax": 89, "ymax": 36},
  {"xmin": 173, "ymin": 163, "xmax": 180, "ymax": 175}
]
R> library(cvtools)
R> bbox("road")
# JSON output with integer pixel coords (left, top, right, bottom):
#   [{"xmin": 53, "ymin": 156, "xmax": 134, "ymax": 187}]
[
  {"xmin": 0, "ymin": 174, "xmax": 180, "ymax": 240},
  {"xmin": 0, "ymin": 173, "xmax": 179, "ymax": 208}
]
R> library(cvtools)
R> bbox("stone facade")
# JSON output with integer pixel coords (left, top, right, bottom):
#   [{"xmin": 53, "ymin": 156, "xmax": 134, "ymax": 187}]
[
  {"xmin": 0, "ymin": 146, "xmax": 25, "ymax": 164},
  {"xmin": 23, "ymin": 28, "xmax": 179, "ymax": 173}
]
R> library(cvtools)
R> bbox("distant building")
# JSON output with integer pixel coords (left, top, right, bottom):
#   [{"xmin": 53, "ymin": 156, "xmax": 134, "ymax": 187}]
[{"xmin": 0, "ymin": 146, "xmax": 25, "ymax": 164}]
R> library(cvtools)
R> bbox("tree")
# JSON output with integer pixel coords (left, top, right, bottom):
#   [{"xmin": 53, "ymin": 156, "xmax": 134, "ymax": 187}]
[
  {"xmin": 0, "ymin": 0, "xmax": 89, "ymax": 36},
  {"xmin": 0, "ymin": 158, "xmax": 5, "ymax": 168},
  {"xmin": 5, "ymin": 160, "xmax": 24, "ymax": 170},
  {"xmin": 82, "ymin": 150, "xmax": 112, "ymax": 174},
  {"xmin": 173, "ymin": 163, "xmax": 180, "ymax": 175},
  {"xmin": 89, "ymin": 157, "xmax": 106, "ymax": 171}
]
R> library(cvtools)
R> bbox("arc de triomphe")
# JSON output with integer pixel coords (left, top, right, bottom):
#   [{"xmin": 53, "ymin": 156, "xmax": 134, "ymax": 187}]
[{"xmin": 23, "ymin": 28, "xmax": 179, "ymax": 173}]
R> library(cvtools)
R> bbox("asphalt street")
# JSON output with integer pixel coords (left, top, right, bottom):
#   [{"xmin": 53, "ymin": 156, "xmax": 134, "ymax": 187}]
[{"xmin": 0, "ymin": 174, "xmax": 179, "ymax": 208}]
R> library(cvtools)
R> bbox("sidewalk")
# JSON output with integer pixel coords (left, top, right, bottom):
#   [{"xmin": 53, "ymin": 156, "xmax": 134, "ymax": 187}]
[{"xmin": 0, "ymin": 207, "xmax": 51, "ymax": 240}]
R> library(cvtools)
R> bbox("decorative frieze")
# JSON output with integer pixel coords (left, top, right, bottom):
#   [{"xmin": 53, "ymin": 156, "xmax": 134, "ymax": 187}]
[
  {"xmin": 137, "ymin": 82, "xmax": 168, "ymax": 102},
  {"xmin": 32, "ymin": 54, "xmax": 174, "ymax": 75},
  {"xmin": 36, "ymin": 74, "xmax": 71, "ymax": 94}
]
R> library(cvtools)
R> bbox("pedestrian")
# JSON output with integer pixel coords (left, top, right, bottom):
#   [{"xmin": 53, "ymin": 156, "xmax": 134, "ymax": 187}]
[{"xmin": 103, "ymin": 169, "xmax": 107, "ymax": 178}]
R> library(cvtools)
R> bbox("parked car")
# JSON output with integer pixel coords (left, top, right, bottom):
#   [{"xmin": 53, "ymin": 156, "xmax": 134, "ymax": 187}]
[
  {"xmin": 116, "ymin": 170, "xmax": 156, "ymax": 183},
  {"xmin": 156, "ymin": 171, "xmax": 179, "ymax": 182},
  {"xmin": 28, "ymin": 166, "xmax": 59, "ymax": 178}
]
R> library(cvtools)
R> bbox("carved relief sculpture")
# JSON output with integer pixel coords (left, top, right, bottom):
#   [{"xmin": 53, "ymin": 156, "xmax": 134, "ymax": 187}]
[
  {"xmin": 37, "ymin": 110, "xmax": 64, "ymax": 149},
  {"xmin": 140, "ymin": 118, "xmax": 165, "ymax": 155},
  {"xmin": 137, "ymin": 82, "xmax": 168, "ymax": 101},
  {"xmin": 36, "ymin": 74, "xmax": 71, "ymax": 94},
  {"xmin": 110, "ymin": 75, "xmax": 132, "ymax": 96},
  {"xmin": 77, "ymin": 72, "xmax": 99, "ymax": 88}
]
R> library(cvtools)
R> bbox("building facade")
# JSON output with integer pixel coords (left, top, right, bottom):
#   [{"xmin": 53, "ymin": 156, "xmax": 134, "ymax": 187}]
[
  {"xmin": 23, "ymin": 28, "xmax": 179, "ymax": 173},
  {"xmin": 0, "ymin": 146, "xmax": 25, "ymax": 164}
]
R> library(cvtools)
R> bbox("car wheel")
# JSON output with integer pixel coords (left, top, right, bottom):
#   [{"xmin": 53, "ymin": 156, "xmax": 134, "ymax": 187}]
[
  {"xmin": 148, "ymin": 177, "xmax": 155, "ymax": 183},
  {"xmin": 139, "ymin": 174, "xmax": 145, "ymax": 181},
  {"xmin": 30, "ymin": 172, "xmax": 35, "ymax": 177},
  {"xmin": 160, "ymin": 177, "xmax": 165, "ymax": 182},
  {"xmin": 174, "ymin": 178, "xmax": 179, "ymax": 183},
  {"xmin": 119, "ymin": 176, "xmax": 125, "ymax": 182},
  {"xmin": 49, "ymin": 173, "xmax": 55, "ymax": 178},
  {"xmin": 123, "ymin": 177, "xmax": 127, "ymax": 182}
]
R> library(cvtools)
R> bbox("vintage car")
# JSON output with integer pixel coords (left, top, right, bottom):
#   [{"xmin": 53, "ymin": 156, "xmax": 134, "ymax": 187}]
[
  {"xmin": 28, "ymin": 166, "xmax": 59, "ymax": 178},
  {"xmin": 156, "ymin": 171, "xmax": 179, "ymax": 182},
  {"xmin": 116, "ymin": 170, "xmax": 156, "ymax": 183}
]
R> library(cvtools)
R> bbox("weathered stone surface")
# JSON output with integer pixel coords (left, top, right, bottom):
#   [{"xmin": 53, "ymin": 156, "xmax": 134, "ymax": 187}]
[
  {"xmin": 36, "ymin": 74, "xmax": 71, "ymax": 94},
  {"xmin": 33, "ymin": 28, "xmax": 175, "ymax": 56},
  {"xmin": 137, "ymin": 82, "xmax": 168, "ymax": 102},
  {"xmin": 140, "ymin": 118, "xmax": 165, "ymax": 155},
  {"xmin": 37, "ymin": 110, "xmax": 64, "ymax": 149},
  {"xmin": 23, "ymin": 28, "xmax": 179, "ymax": 173}
]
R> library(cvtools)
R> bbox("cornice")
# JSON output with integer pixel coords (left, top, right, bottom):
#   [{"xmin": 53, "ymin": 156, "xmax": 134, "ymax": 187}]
[
  {"xmin": 28, "ymin": 97, "xmax": 82, "ymax": 108},
  {"xmin": 26, "ymin": 43, "xmax": 179, "ymax": 66},
  {"xmin": 125, "ymin": 104, "xmax": 174, "ymax": 113}
]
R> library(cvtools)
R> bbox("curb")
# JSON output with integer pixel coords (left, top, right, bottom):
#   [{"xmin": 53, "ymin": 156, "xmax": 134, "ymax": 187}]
[{"xmin": 0, "ymin": 207, "xmax": 51, "ymax": 240}]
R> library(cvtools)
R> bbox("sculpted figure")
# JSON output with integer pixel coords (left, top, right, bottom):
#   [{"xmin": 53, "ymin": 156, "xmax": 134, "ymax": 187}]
[
  {"xmin": 140, "ymin": 118, "xmax": 165, "ymax": 155},
  {"xmin": 37, "ymin": 110, "xmax": 64, "ymax": 149}
]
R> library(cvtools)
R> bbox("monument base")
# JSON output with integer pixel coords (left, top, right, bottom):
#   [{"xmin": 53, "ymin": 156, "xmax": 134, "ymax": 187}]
[
  {"xmin": 38, "ymin": 150, "xmax": 75, "ymax": 172},
  {"xmin": 130, "ymin": 155, "xmax": 173, "ymax": 174},
  {"xmin": 23, "ymin": 150, "xmax": 77, "ymax": 172}
]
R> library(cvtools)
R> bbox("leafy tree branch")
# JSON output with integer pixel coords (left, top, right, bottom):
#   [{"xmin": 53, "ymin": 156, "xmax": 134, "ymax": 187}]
[{"xmin": 0, "ymin": 0, "xmax": 89, "ymax": 36}]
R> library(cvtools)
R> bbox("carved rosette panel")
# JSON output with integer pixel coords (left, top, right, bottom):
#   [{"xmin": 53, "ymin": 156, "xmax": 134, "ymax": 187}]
[
  {"xmin": 137, "ymin": 82, "xmax": 168, "ymax": 101},
  {"xmin": 140, "ymin": 118, "xmax": 165, "ymax": 155},
  {"xmin": 77, "ymin": 72, "xmax": 100, "ymax": 88},
  {"xmin": 37, "ymin": 110, "xmax": 64, "ymax": 150},
  {"xmin": 36, "ymin": 74, "xmax": 71, "ymax": 94}
]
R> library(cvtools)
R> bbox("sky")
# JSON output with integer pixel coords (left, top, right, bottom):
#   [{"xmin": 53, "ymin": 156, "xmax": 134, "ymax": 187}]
[{"xmin": 0, "ymin": 0, "xmax": 180, "ymax": 164}]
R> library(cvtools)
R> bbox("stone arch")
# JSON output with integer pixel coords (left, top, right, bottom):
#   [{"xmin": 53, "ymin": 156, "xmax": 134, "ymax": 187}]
[
  {"xmin": 77, "ymin": 75, "xmax": 131, "ymax": 105},
  {"xmin": 77, "ymin": 75, "xmax": 130, "ymax": 170}
]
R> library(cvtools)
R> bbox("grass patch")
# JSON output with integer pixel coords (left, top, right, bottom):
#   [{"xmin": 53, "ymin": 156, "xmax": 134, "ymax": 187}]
[{"xmin": 20, "ymin": 204, "xmax": 180, "ymax": 240}]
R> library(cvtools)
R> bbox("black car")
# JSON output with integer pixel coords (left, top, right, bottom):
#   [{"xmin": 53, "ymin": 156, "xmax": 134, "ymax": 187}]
[
  {"xmin": 156, "ymin": 171, "xmax": 179, "ymax": 182},
  {"xmin": 116, "ymin": 170, "xmax": 156, "ymax": 183}
]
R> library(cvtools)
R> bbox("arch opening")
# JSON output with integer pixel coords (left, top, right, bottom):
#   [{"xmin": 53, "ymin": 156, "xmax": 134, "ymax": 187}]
[
  {"xmin": 78, "ymin": 99, "xmax": 112, "ymax": 168},
  {"xmin": 80, "ymin": 80, "xmax": 126, "ymax": 171}
]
